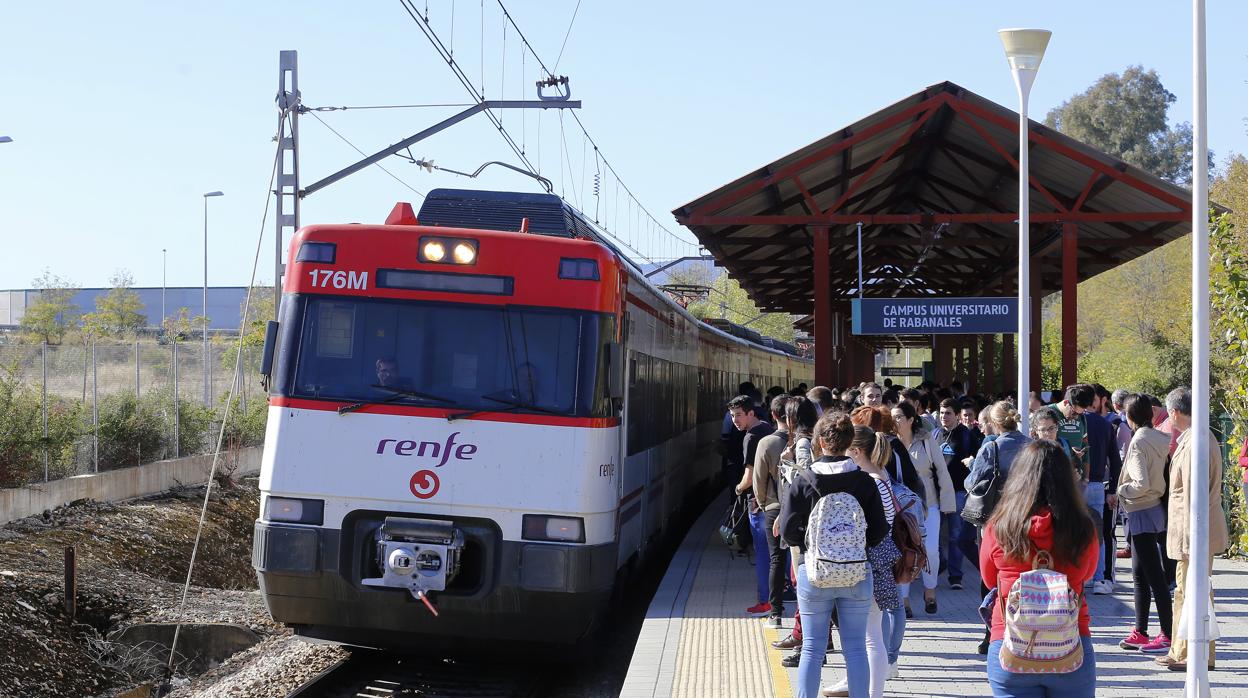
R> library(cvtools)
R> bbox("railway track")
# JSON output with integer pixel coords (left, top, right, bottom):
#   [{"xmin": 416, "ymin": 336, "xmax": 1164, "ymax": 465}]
[{"xmin": 285, "ymin": 650, "xmax": 548, "ymax": 698}]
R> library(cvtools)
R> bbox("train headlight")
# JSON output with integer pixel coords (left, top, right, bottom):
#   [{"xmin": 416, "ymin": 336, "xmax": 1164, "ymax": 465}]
[
  {"xmin": 522, "ymin": 515, "xmax": 585, "ymax": 543},
  {"xmin": 422, "ymin": 240, "xmax": 446, "ymax": 262},
  {"xmin": 264, "ymin": 496, "xmax": 325, "ymax": 525},
  {"xmin": 452, "ymin": 242, "xmax": 477, "ymax": 264}
]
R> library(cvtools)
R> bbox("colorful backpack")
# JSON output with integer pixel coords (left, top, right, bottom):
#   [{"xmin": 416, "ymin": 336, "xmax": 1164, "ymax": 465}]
[
  {"xmin": 999, "ymin": 550, "xmax": 1083, "ymax": 674},
  {"xmin": 802, "ymin": 471, "xmax": 868, "ymax": 588}
]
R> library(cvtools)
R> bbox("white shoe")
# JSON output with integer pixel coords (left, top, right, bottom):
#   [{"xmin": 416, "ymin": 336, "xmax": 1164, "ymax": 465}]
[
  {"xmin": 888, "ymin": 662, "xmax": 898, "ymax": 680},
  {"xmin": 821, "ymin": 678, "xmax": 849, "ymax": 697},
  {"xmin": 1092, "ymin": 580, "xmax": 1113, "ymax": 595}
]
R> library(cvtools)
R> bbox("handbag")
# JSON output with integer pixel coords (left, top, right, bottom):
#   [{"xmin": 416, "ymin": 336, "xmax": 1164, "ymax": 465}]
[
  {"xmin": 887, "ymin": 485, "xmax": 926, "ymax": 584},
  {"xmin": 962, "ymin": 440, "xmax": 1002, "ymax": 526}
]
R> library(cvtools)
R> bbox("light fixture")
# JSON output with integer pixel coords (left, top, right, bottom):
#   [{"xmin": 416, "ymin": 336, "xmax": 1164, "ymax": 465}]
[
  {"xmin": 998, "ymin": 29, "xmax": 1052, "ymax": 71},
  {"xmin": 452, "ymin": 242, "xmax": 477, "ymax": 264},
  {"xmin": 422, "ymin": 240, "xmax": 446, "ymax": 262}
]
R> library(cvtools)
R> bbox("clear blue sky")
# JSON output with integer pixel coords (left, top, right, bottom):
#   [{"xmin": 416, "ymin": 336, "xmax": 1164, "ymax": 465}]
[{"xmin": 2, "ymin": 1, "xmax": 1244, "ymax": 289}]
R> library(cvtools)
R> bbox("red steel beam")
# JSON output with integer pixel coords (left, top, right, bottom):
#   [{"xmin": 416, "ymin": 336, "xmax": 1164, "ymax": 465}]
[
  {"xmin": 824, "ymin": 107, "xmax": 943, "ymax": 215},
  {"xmin": 947, "ymin": 104, "xmax": 1069, "ymax": 212},
  {"xmin": 685, "ymin": 211, "xmax": 1187, "ymax": 226},
  {"xmin": 1061, "ymin": 223, "xmax": 1078, "ymax": 389}
]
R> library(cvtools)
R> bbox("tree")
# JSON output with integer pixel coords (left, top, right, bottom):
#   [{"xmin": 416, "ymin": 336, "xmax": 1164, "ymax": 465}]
[
  {"xmin": 18, "ymin": 270, "xmax": 80, "ymax": 345},
  {"xmin": 1044, "ymin": 66, "xmax": 1204, "ymax": 184},
  {"xmin": 161, "ymin": 307, "xmax": 208, "ymax": 341},
  {"xmin": 81, "ymin": 270, "xmax": 148, "ymax": 339},
  {"xmin": 684, "ymin": 273, "xmax": 796, "ymax": 343}
]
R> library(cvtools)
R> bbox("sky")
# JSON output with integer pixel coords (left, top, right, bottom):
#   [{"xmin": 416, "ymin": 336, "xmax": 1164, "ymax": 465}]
[{"xmin": 2, "ymin": 1, "xmax": 1245, "ymax": 290}]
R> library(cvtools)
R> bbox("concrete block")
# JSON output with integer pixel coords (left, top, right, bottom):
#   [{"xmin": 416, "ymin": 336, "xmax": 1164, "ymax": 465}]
[{"xmin": 109, "ymin": 622, "xmax": 261, "ymax": 674}]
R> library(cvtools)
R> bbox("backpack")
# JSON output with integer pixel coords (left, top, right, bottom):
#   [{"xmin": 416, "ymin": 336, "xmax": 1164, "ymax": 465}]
[
  {"xmin": 801, "ymin": 471, "xmax": 869, "ymax": 588},
  {"xmin": 999, "ymin": 550, "xmax": 1084, "ymax": 674},
  {"xmin": 886, "ymin": 483, "xmax": 927, "ymax": 584},
  {"xmin": 718, "ymin": 494, "xmax": 751, "ymax": 556}
]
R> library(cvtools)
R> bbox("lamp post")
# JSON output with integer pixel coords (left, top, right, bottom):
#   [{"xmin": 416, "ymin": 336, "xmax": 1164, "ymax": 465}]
[
  {"xmin": 998, "ymin": 28, "xmax": 1051, "ymax": 437},
  {"xmin": 203, "ymin": 191, "xmax": 224, "ymax": 406},
  {"xmin": 161, "ymin": 248, "xmax": 167, "ymax": 330},
  {"xmin": 0, "ymin": 136, "xmax": 12, "ymax": 143}
]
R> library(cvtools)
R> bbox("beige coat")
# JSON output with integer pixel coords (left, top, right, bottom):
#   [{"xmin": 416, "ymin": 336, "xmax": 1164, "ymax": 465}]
[
  {"xmin": 903, "ymin": 430, "xmax": 956, "ymax": 513},
  {"xmin": 1166, "ymin": 427, "xmax": 1229, "ymax": 560},
  {"xmin": 1116, "ymin": 427, "xmax": 1170, "ymax": 513}
]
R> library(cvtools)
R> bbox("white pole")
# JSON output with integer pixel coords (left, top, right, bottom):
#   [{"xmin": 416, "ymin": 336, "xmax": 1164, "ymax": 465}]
[
  {"xmin": 1187, "ymin": 1, "xmax": 1211, "ymax": 694},
  {"xmin": 856, "ymin": 221, "xmax": 864, "ymax": 297},
  {"xmin": 1012, "ymin": 68, "xmax": 1036, "ymax": 437},
  {"xmin": 203, "ymin": 196, "xmax": 210, "ymax": 408}
]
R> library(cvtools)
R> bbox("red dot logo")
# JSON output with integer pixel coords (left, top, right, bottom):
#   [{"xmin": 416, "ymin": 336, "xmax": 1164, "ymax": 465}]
[{"xmin": 409, "ymin": 470, "xmax": 440, "ymax": 499}]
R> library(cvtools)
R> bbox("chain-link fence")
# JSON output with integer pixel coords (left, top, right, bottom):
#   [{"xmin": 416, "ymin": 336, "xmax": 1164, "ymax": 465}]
[{"xmin": 0, "ymin": 340, "xmax": 268, "ymax": 488}]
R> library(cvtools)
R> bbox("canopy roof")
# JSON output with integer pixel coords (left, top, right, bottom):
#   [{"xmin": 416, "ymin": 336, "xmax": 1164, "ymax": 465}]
[{"xmin": 673, "ymin": 81, "xmax": 1196, "ymax": 314}]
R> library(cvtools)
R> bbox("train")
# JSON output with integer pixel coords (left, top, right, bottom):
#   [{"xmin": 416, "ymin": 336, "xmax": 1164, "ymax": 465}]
[{"xmin": 251, "ymin": 188, "xmax": 812, "ymax": 651}]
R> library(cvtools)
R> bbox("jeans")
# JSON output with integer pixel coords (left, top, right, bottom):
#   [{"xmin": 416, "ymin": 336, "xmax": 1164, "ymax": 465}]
[
  {"xmin": 1083, "ymin": 482, "xmax": 1106, "ymax": 582},
  {"xmin": 986, "ymin": 636, "xmax": 1096, "ymax": 697},
  {"xmin": 763, "ymin": 508, "xmax": 788, "ymax": 615},
  {"xmin": 883, "ymin": 582, "xmax": 907, "ymax": 664},
  {"xmin": 748, "ymin": 507, "xmax": 769, "ymax": 604},
  {"xmin": 796, "ymin": 563, "xmax": 873, "ymax": 698},
  {"xmin": 1102, "ymin": 497, "xmax": 1117, "ymax": 582},
  {"xmin": 866, "ymin": 602, "xmax": 887, "ymax": 698},
  {"xmin": 920, "ymin": 504, "xmax": 942, "ymax": 590}
]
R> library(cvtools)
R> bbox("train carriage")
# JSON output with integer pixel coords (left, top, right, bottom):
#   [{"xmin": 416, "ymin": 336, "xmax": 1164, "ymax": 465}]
[{"xmin": 252, "ymin": 189, "xmax": 812, "ymax": 651}]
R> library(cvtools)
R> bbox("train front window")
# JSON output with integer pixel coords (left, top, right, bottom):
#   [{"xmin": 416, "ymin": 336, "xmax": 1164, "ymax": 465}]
[{"xmin": 285, "ymin": 296, "xmax": 614, "ymax": 417}]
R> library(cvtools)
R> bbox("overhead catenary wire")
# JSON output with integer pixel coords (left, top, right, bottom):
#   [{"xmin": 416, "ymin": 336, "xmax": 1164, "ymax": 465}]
[
  {"xmin": 306, "ymin": 110, "xmax": 427, "ymax": 199},
  {"xmin": 552, "ymin": 0, "xmax": 582, "ymax": 73}
]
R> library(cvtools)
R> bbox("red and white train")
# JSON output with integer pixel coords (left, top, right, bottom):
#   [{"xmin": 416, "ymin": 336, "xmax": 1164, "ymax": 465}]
[{"xmin": 252, "ymin": 188, "xmax": 811, "ymax": 651}]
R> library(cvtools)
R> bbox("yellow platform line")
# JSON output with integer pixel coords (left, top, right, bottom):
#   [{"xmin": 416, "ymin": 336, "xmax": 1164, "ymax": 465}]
[{"xmin": 764, "ymin": 625, "xmax": 794, "ymax": 697}]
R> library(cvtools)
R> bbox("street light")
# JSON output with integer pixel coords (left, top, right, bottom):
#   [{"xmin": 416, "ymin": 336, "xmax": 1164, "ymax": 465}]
[
  {"xmin": 162, "ymin": 248, "xmax": 167, "ymax": 330},
  {"xmin": 203, "ymin": 191, "xmax": 224, "ymax": 406},
  {"xmin": 999, "ymin": 28, "xmax": 1051, "ymax": 437},
  {"xmin": 0, "ymin": 136, "xmax": 12, "ymax": 143}
]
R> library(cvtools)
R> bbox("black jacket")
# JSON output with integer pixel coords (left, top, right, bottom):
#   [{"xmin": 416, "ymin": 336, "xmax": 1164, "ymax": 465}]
[
  {"xmin": 779, "ymin": 459, "xmax": 889, "ymax": 551},
  {"xmin": 887, "ymin": 436, "xmax": 924, "ymax": 499}
]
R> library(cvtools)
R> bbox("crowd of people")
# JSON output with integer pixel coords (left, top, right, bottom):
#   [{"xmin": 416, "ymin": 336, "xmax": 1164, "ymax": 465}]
[{"xmin": 720, "ymin": 377, "xmax": 1234, "ymax": 698}]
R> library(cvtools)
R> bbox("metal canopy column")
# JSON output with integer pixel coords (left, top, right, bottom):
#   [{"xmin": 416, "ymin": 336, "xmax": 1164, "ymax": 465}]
[
  {"xmin": 814, "ymin": 227, "xmax": 833, "ymax": 386},
  {"xmin": 984, "ymin": 333, "xmax": 996, "ymax": 395},
  {"xmin": 1061, "ymin": 223, "xmax": 1079, "ymax": 389},
  {"xmin": 970, "ymin": 336, "xmax": 981, "ymax": 394}
]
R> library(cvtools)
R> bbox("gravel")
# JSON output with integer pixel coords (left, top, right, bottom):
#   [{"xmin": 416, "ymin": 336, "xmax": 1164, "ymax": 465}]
[{"xmin": 167, "ymin": 636, "xmax": 347, "ymax": 698}]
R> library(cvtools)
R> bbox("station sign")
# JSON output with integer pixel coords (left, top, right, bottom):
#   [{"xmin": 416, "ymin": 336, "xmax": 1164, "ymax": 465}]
[
  {"xmin": 881, "ymin": 367, "xmax": 924, "ymax": 377},
  {"xmin": 851, "ymin": 297, "xmax": 1017, "ymax": 335}
]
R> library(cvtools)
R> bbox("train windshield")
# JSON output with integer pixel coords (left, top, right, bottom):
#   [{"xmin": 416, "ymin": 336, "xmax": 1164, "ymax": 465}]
[{"xmin": 281, "ymin": 295, "xmax": 615, "ymax": 418}]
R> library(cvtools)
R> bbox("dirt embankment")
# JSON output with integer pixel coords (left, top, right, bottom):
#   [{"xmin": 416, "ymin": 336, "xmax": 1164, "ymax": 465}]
[{"xmin": 0, "ymin": 478, "xmax": 270, "ymax": 697}]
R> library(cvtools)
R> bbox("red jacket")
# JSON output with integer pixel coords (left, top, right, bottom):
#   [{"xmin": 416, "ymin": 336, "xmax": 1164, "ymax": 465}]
[
  {"xmin": 980, "ymin": 508, "xmax": 1100, "ymax": 642},
  {"xmin": 1238, "ymin": 437, "xmax": 1248, "ymax": 485}
]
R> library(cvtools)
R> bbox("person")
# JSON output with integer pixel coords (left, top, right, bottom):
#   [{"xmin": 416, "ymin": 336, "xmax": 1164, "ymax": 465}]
[
  {"xmin": 862, "ymin": 382, "xmax": 884, "ymax": 408},
  {"xmin": 753, "ymin": 395, "xmax": 793, "ymax": 628},
  {"xmin": 729, "ymin": 395, "xmax": 776, "ymax": 615},
  {"xmin": 1156, "ymin": 387, "xmax": 1228, "ymax": 672},
  {"xmin": 773, "ymin": 395, "xmax": 821, "ymax": 664},
  {"xmin": 933, "ymin": 398, "xmax": 981, "ymax": 590},
  {"xmin": 1043, "ymin": 385, "xmax": 1093, "ymax": 479},
  {"xmin": 1081, "ymin": 393, "xmax": 1123, "ymax": 595},
  {"xmin": 779, "ymin": 412, "xmax": 889, "ymax": 698},
  {"xmin": 721, "ymin": 382, "xmax": 757, "ymax": 484},
  {"xmin": 374, "ymin": 356, "xmax": 413, "ymax": 390},
  {"xmin": 890, "ymin": 401, "xmax": 954, "ymax": 615},
  {"xmin": 822, "ymin": 425, "xmax": 901, "ymax": 698},
  {"xmin": 850, "ymin": 406, "xmax": 923, "ymax": 497},
  {"xmin": 960, "ymin": 403, "xmax": 980, "ymax": 432},
  {"xmin": 1115, "ymin": 394, "xmax": 1173, "ymax": 655},
  {"xmin": 807, "ymin": 386, "xmax": 835, "ymax": 418},
  {"xmin": 980, "ymin": 440, "xmax": 1099, "ymax": 697},
  {"xmin": 962, "ymin": 400, "xmax": 1032, "ymax": 654}
]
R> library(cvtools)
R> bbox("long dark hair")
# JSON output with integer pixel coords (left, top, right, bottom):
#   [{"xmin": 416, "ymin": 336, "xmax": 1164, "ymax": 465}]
[
  {"xmin": 891, "ymin": 400, "xmax": 927, "ymax": 437},
  {"xmin": 786, "ymin": 395, "xmax": 818, "ymax": 447},
  {"xmin": 987, "ymin": 440, "xmax": 1095, "ymax": 566}
]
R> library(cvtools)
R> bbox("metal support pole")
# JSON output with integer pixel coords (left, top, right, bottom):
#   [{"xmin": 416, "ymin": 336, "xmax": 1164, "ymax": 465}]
[
  {"xmin": 91, "ymin": 342, "xmax": 98, "ymax": 473},
  {"xmin": 42, "ymin": 343, "xmax": 48, "ymax": 483},
  {"xmin": 275, "ymin": 50, "xmax": 301, "ymax": 321},
  {"xmin": 1061, "ymin": 223, "xmax": 1079, "ymax": 389},
  {"xmin": 172, "ymin": 341, "xmax": 180, "ymax": 458},
  {"xmin": 64, "ymin": 546, "xmax": 76, "ymax": 623},
  {"xmin": 1187, "ymin": 1, "xmax": 1211, "ymax": 693},
  {"xmin": 1013, "ymin": 71, "xmax": 1035, "ymax": 436}
]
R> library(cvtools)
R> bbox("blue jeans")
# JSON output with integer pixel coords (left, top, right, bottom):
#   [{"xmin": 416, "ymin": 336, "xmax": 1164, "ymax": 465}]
[
  {"xmin": 748, "ymin": 507, "xmax": 769, "ymax": 604},
  {"xmin": 946, "ymin": 491, "xmax": 978, "ymax": 581},
  {"xmin": 1084, "ymin": 482, "xmax": 1106, "ymax": 582},
  {"xmin": 795, "ymin": 563, "xmax": 873, "ymax": 698},
  {"xmin": 883, "ymin": 583, "xmax": 907, "ymax": 664},
  {"xmin": 986, "ymin": 637, "xmax": 1096, "ymax": 697}
]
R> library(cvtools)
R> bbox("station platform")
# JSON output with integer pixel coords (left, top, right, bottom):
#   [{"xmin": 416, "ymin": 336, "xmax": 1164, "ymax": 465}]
[{"xmin": 621, "ymin": 492, "xmax": 1248, "ymax": 697}]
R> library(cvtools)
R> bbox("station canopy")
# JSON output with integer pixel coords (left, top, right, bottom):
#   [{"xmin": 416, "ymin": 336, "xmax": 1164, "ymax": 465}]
[{"xmin": 673, "ymin": 81, "xmax": 1195, "ymax": 316}]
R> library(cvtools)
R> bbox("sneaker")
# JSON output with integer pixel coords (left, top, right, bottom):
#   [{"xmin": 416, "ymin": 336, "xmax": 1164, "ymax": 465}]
[
  {"xmin": 781, "ymin": 651, "xmax": 825, "ymax": 668},
  {"xmin": 1139, "ymin": 633, "xmax": 1171, "ymax": 654},
  {"xmin": 1092, "ymin": 580, "xmax": 1114, "ymax": 595},
  {"xmin": 904, "ymin": 603, "xmax": 913, "ymax": 620},
  {"xmin": 765, "ymin": 614, "xmax": 782, "ymax": 628},
  {"xmin": 924, "ymin": 598, "xmax": 938, "ymax": 614},
  {"xmin": 1119, "ymin": 629, "xmax": 1150, "ymax": 650},
  {"xmin": 821, "ymin": 678, "xmax": 849, "ymax": 697},
  {"xmin": 1116, "ymin": 547, "xmax": 1132, "ymax": 559},
  {"xmin": 746, "ymin": 602, "xmax": 772, "ymax": 615},
  {"xmin": 771, "ymin": 633, "xmax": 801, "ymax": 650},
  {"xmin": 949, "ymin": 579, "xmax": 964, "ymax": 590}
]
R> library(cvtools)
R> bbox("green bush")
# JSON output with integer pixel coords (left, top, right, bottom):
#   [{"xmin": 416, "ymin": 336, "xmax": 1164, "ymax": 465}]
[
  {"xmin": 221, "ymin": 394, "xmax": 268, "ymax": 450},
  {"xmin": 175, "ymin": 395, "xmax": 216, "ymax": 457},
  {"xmin": 0, "ymin": 363, "xmax": 80, "ymax": 487},
  {"xmin": 95, "ymin": 392, "xmax": 167, "ymax": 470}
]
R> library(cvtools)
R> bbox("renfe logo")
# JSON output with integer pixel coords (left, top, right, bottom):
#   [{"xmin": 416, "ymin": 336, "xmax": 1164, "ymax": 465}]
[{"xmin": 376, "ymin": 432, "xmax": 478, "ymax": 468}]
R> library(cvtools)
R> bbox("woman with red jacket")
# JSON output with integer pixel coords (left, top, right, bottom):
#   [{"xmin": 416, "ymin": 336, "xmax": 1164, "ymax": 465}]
[{"xmin": 980, "ymin": 439, "xmax": 1100, "ymax": 697}]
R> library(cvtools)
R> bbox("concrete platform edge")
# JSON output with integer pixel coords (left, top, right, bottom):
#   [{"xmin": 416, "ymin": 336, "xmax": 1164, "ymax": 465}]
[{"xmin": 619, "ymin": 490, "xmax": 726, "ymax": 698}]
